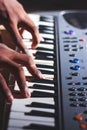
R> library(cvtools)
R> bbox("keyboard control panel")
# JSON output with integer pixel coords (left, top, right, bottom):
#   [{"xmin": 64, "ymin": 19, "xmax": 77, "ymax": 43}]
[{"xmin": 58, "ymin": 11, "xmax": 87, "ymax": 130}]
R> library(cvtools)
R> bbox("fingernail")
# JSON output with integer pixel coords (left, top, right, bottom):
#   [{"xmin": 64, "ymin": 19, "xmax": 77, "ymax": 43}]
[
  {"xmin": 38, "ymin": 72, "xmax": 45, "ymax": 79},
  {"xmin": 26, "ymin": 91, "xmax": 31, "ymax": 98},
  {"xmin": 40, "ymin": 74, "xmax": 45, "ymax": 79},
  {"xmin": 24, "ymin": 87, "xmax": 31, "ymax": 98}
]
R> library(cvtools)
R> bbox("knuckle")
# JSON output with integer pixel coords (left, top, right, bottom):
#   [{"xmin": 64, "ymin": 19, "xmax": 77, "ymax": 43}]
[{"xmin": 13, "ymin": 65, "xmax": 24, "ymax": 75}]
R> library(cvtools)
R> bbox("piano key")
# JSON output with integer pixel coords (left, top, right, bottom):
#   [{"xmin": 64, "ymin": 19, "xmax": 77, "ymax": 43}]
[
  {"xmin": 26, "ymin": 81, "xmax": 54, "ymax": 88},
  {"xmin": 35, "ymin": 59, "xmax": 54, "ymax": 65},
  {"xmin": 39, "ymin": 25, "xmax": 54, "ymax": 30},
  {"xmin": 22, "ymin": 31, "xmax": 32, "ymax": 39},
  {"xmin": 10, "ymin": 100, "xmax": 55, "ymax": 113},
  {"xmin": 39, "ymin": 30, "xmax": 54, "ymax": 34},
  {"xmin": 10, "ymin": 108, "xmax": 55, "ymax": 120},
  {"xmin": 40, "ymin": 33, "xmax": 54, "ymax": 40},
  {"xmin": 35, "ymin": 52, "xmax": 54, "ymax": 61},
  {"xmin": 8, "ymin": 118, "xmax": 55, "ymax": 128},
  {"xmin": 39, "ymin": 21, "xmax": 54, "ymax": 27},
  {"xmin": 23, "ymin": 66, "xmax": 54, "ymax": 75},
  {"xmin": 37, "ymin": 49, "xmax": 54, "ymax": 56},
  {"xmin": 37, "ymin": 67, "xmax": 54, "ymax": 72},
  {"xmin": 29, "ymin": 84, "xmax": 55, "ymax": 92},
  {"xmin": 22, "ymin": 68, "xmax": 54, "ymax": 80},
  {"xmin": 39, "ymin": 26, "xmax": 54, "ymax": 34},
  {"xmin": 40, "ymin": 16, "xmax": 54, "ymax": 22},
  {"xmin": 29, "ymin": 14, "xmax": 40, "ymax": 24},
  {"xmin": 30, "ymin": 88, "xmax": 55, "ymax": 94},
  {"xmin": 36, "ymin": 64, "xmax": 54, "ymax": 69},
  {"xmin": 37, "ymin": 44, "xmax": 54, "ymax": 50}
]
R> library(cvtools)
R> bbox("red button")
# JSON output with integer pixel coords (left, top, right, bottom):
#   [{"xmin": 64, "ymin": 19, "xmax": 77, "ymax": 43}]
[
  {"xmin": 79, "ymin": 38, "xmax": 86, "ymax": 42},
  {"xmin": 74, "ymin": 114, "xmax": 83, "ymax": 121},
  {"xmin": 80, "ymin": 123, "xmax": 87, "ymax": 129}
]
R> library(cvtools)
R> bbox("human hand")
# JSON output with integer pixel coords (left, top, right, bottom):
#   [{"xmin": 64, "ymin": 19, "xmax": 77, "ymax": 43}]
[
  {"xmin": 0, "ymin": 0, "xmax": 40, "ymax": 52},
  {"xmin": 0, "ymin": 44, "xmax": 43, "ymax": 102}
]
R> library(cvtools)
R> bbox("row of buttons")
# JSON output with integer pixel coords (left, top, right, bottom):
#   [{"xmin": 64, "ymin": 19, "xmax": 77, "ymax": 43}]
[
  {"xmin": 64, "ymin": 46, "xmax": 84, "ymax": 51},
  {"xmin": 70, "ymin": 97, "xmax": 87, "ymax": 101},
  {"xmin": 68, "ymin": 82, "xmax": 87, "ymax": 85},
  {"xmin": 66, "ymin": 76, "xmax": 87, "ymax": 79},
  {"xmin": 70, "ymin": 102, "xmax": 87, "ymax": 107},
  {"xmin": 69, "ymin": 92, "xmax": 87, "ymax": 96},
  {"xmin": 69, "ymin": 87, "xmax": 87, "ymax": 91}
]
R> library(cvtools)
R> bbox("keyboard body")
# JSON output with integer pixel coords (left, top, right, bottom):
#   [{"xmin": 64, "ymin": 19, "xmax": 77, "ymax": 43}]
[{"xmin": 1, "ymin": 10, "xmax": 87, "ymax": 130}]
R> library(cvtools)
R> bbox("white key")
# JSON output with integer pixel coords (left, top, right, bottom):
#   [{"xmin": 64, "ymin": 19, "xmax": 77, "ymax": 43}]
[
  {"xmin": 9, "ymin": 111, "xmax": 55, "ymax": 123},
  {"xmin": 23, "ymin": 67, "xmax": 54, "ymax": 77},
  {"xmin": 26, "ymin": 81, "xmax": 54, "ymax": 87},
  {"xmin": 11, "ymin": 97, "xmax": 54, "ymax": 108},
  {"xmin": 35, "ymin": 59, "xmax": 54, "ymax": 66},
  {"xmin": 23, "ymin": 67, "xmax": 31, "ymax": 76},
  {"xmin": 11, "ymin": 98, "xmax": 55, "ymax": 113},
  {"xmin": 29, "ymin": 88, "xmax": 54, "ymax": 94},
  {"xmin": 8, "ymin": 118, "xmax": 55, "ymax": 128},
  {"xmin": 38, "ymin": 43, "xmax": 54, "ymax": 50},
  {"xmin": 40, "ymin": 33, "xmax": 54, "ymax": 40},
  {"xmin": 39, "ymin": 21, "xmax": 54, "ymax": 27},
  {"xmin": 29, "ymin": 14, "xmax": 40, "ymax": 25}
]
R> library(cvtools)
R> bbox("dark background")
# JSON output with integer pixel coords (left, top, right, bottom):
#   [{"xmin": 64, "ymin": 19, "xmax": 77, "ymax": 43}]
[{"xmin": 18, "ymin": 0, "xmax": 87, "ymax": 12}]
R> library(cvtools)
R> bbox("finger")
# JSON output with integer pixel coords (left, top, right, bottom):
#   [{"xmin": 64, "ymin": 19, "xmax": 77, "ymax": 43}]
[
  {"xmin": 0, "ymin": 73, "xmax": 14, "ymax": 102},
  {"xmin": 11, "ymin": 51, "xmax": 44, "ymax": 79},
  {"xmin": 4, "ymin": 23, "xmax": 27, "ymax": 52},
  {"xmin": 19, "ymin": 14, "xmax": 41, "ymax": 49},
  {"xmin": 0, "ymin": 56, "xmax": 31, "ymax": 98},
  {"xmin": 0, "ymin": 45, "xmax": 44, "ymax": 79}
]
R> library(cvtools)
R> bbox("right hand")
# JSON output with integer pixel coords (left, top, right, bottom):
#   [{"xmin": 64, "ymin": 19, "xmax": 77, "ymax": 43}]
[{"xmin": 0, "ymin": 44, "xmax": 44, "ymax": 102}]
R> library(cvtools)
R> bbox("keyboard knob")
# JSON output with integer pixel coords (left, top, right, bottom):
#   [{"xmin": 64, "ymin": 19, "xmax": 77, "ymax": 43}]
[
  {"xmin": 70, "ymin": 58, "xmax": 79, "ymax": 63},
  {"xmin": 70, "ymin": 65, "xmax": 80, "ymax": 70}
]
